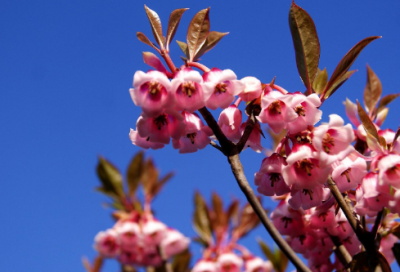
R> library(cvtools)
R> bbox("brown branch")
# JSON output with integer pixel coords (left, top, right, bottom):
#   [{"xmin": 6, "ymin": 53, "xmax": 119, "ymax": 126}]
[
  {"xmin": 236, "ymin": 112, "xmax": 257, "ymax": 153},
  {"xmin": 228, "ymin": 154, "xmax": 311, "ymax": 272},
  {"xmin": 371, "ymin": 209, "xmax": 384, "ymax": 239},
  {"xmin": 198, "ymin": 107, "xmax": 235, "ymax": 155},
  {"xmin": 209, "ymin": 141, "xmax": 223, "ymax": 153},
  {"xmin": 329, "ymin": 235, "xmax": 352, "ymax": 268}
]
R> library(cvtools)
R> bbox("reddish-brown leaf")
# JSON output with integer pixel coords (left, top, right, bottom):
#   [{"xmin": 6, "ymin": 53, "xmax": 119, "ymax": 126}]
[
  {"xmin": 324, "ymin": 36, "xmax": 380, "ymax": 94},
  {"xmin": 194, "ymin": 31, "xmax": 228, "ymax": 61},
  {"xmin": 377, "ymin": 94, "xmax": 400, "ymax": 113},
  {"xmin": 211, "ymin": 192, "xmax": 225, "ymax": 227},
  {"xmin": 289, "ymin": 2, "xmax": 320, "ymax": 92},
  {"xmin": 144, "ymin": 5, "xmax": 164, "ymax": 48},
  {"xmin": 186, "ymin": 8, "xmax": 210, "ymax": 61},
  {"xmin": 136, "ymin": 32, "xmax": 159, "ymax": 51},
  {"xmin": 323, "ymin": 70, "xmax": 356, "ymax": 99},
  {"xmin": 364, "ymin": 64, "xmax": 382, "ymax": 114},
  {"xmin": 126, "ymin": 152, "xmax": 144, "ymax": 197},
  {"xmin": 176, "ymin": 40, "xmax": 189, "ymax": 59},
  {"xmin": 193, "ymin": 191, "xmax": 212, "ymax": 244},
  {"xmin": 357, "ymin": 100, "xmax": 379, "ymax": 141},
  {"xmin": 312, "ymin": 68, "xmax": 327, "ymax": 95},
  {"xmin": 166, "ymin": 8, "xmax": 189, "ymax": 50},
  {"xmin": 142, "ymin": 52, "xmax": 168, "ymax": 74}
]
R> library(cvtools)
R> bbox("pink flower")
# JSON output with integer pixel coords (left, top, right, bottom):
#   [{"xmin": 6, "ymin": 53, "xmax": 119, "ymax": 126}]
[
  {"xmin": 116, "ymin": 222, "xmax": 141, "ymax": 250},
  {"xmin": 160, "ymin": 229, "xmax": 190, "ymax": 258},
  {"xmin": 271, "ymin": 200, "xmax": 305, "ymax": 237},
  {"xmin": 244, "ymin": 257, "xmax": 272, "ymax": 272},
  {"xmin": 378, "ymin": 129, "xmax": 395, "ymax": 144},
  {"xmin": 172, "ymin": 111, "xmax": 213, "ymax": 153},
  {"xmin": 142, "ymin": 220, "xmax": 167, "ymax": 245},
  {"xmin": 142, "ymin": 246, "xmax": 163, "ymax": 266},
  {"xmin": 379, "ymin": 234, "xmax": 399, "ymax": 264},
  {"xmin": 192, "ymin": 260, "xmax": 218, "ymax": 272},
  {"xmin": 285, "ymin": 93, "xmax": 322, "ymax": 134},
  {"xmin": 342, "ymin": 235, "xmax": 361, "ymax": 256},
  {"xmin": 312, "ymin": 114, "xmax": 355, "ymax": 167},
  {"xmin": 129, "ymin": 128, "xmax": 165, "ymax": 150},
  {"xmin": 378, "ymin": 154, "xmax": 400, "ymax": 189},
  {"xmin": 171, "ymin": 68, "xmax": 205, "ymax": 112},
  {"xmin": 239, "ymin": 122, "xmax": 264, "ymax": 153},
  {"xmin": 282, "ymin": 144, "xmax": 331, "ymax": 190},
  {"xmin": 290, "ymin": 230, "xmax": 317, "ymax": 253},
  {"xmin": 288, "ymin": 184, "xmax": 331, "ymax": 210},
  {"xmin": 136, "ymin": 111, "xmax": 186, "ymax": 145},
  {"xmin": 218, "ymin": 105, "xmax": 242, "ymax": 142},
  {"xmin": 344, "ymin": 98, "xmax": 360, "ymax": 127},
  {"xmin": 389, "ymin": 190, "xmax": 400, "ymax": 214},
  {"xmin": 217, "ymin": 253, "xmax": 243, "ymax": 272},
  {"xmin": 238, "ymin": 77, "xmax": 262, "ymax": 102},
  {"xmin": 257, "ymin": 91, "xmax": 297, "ymax": 133},
  {"xmin": 309, "ymin": 205, "xmax": 336, "ymax": 229},
  {"xmin": 331, "ymin": 157, "xmax": 367, "ymax": 193},
  {"xmin": 202, "ymin": 68, "xmax": 244, "ymax": 109},
  {"xmin": 254, "ymin": 153, "xmax": 290, "ymax": 196},
  {"xmin": 130, "ymin": 70, "xmax": 173, "ymax": 118},
  {"xmin": 94, "ymin": 229, "xmax": 120, "ymax": 257}
]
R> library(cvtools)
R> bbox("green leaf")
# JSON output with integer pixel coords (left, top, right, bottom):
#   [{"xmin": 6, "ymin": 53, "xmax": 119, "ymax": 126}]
[
  {"xmin": 136, "ymin": 32, "xmax": 159, "ymax": 51},
  {"xmin": 312, "ymin": 68, "xmax": 328, "ymax": 94},
  {"xmin": 172, "ymin": 249, "xmax": 191, "ymax": 272},
  {"xmin": 324, "ymin": 70, "xmax": 356, "ymax": 99},
  {"xmin": 97, "ymin": 157, "xmax": 125, "ymax": 198},
  {"xmin": 364, "ymin": 64, "xmax": 382, "ymax": 114},
  {"xmin": 166, "ymin": 8, "xmax": 189, "ymax": 50},
  {"xmin": 126, "ymin": 152, "xmax": 144, "ymax": 197},
  {"xmin": 324, "ymin": 36, "xmax": 381, "ymax": 94},
  {"xmin": 259, "ymin": 240, "xmax": 283, "ymax": 272},
  {"xmin": 193, "ymin": 191, "xmax": 212, "ymax": 244},
  {"xmin": 289, "ymin": 2, "xmax": 320, "ymax": 92},
  {"xmin": 144, "ymin": 5, "xmax": 164, "ymax": 48},
  {"xmin": 176, "ymin": 40, "xmax": 189, "ymax": 59},
  {"xmin": 193, "ymin": 31, "xmax": 228, "ymax": 61},
  {"xmin": 377, "ymin": 94, "xmax": 400, "ymax": 113},
  {"xmin": 357, "ymin": 101, "xmax": 379, "ymax": 141},
  {"xmin": 186, "ymin": 8, "xmax": 210, "ymax": 62}
]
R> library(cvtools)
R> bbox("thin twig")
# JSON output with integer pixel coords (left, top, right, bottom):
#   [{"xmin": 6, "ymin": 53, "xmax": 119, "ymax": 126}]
[
  {"xmin": 198, "ymin": 107, "xmax": 235, "ymax": 154},
  {"xmin": 236, "ymin": 112, "xmax": 256, "ymax": 152},
  {"xmin": 209, "ymin": 141, "xmax": 223, "ymax": 153},
  {"xmin": 329, "ymin": 235, "xmax": 352, "ymax": 268},
  {"xmin": 371, "ymin": 209, "xmax": 384, "ymax": 239},
  {"xmin": 228, "ymin": 154, "xmax": 311, "ymax": 272}
]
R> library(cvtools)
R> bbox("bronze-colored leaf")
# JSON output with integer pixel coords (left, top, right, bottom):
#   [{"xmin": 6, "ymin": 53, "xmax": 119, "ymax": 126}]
[
  {"xmin": 275, "ymin": 250, "xmax": 289, "ymax": 272},
  {"xmin": 377, "ymin": 94, "xmax": 400, "ymax": 113},
  {"xmin": 211, "ymin": 192, "xmax": 225, "ymax": 228},
  {"xmin": 142, "ymin": 52, "xmax": 168, "ymax": 74},
  {"xmin": 324, "ymin": 70, "xmax": 356, "ymax": 99},
  {"xmin": 267, "ymin": 128, "xmax": 287, "ymax": 152},
  {"xmin": 144, "ymin": 5, "xmax": 164, "ymax": 48},
  {"xmin": 324, "ymin": 36, "xmax": 381, "ymax": 94},
  {"xmin": 126, "ymin": 152, "xmax": 144, "ymax": 197},
  {"xmin": 82, "ymin": 257, "xmax": 92, "ymax": 272},
  {"xmin": 193, "ymin": 191, "xmax": 212, "ymax": 244},
  {"xmin": 93, "ymin": 256, "xmax": 104, "ymax": 272},
  {"xmin": 357, "ymin": 101, "xmax": 379, "ymax": 141},
  {"xmin": 237, "ymin": 203, "xmax": 260, "ymax": 238},
  {"xmin": 289, "ymin": 2, "xmax": 320, "ymax": 92},
  {"xmin": 259, "ymin": 240, "xmax": 283, "ymax": 272},
  {"xmin": 349, "ymin": 251, "xmax": 391, "ymax": 272},
  {"xmin": 226, "ymin": 200, "xmax": 239, "ymax": 227},
  {"xmin": 121, "ymin": 265, "xmax": 136, "ymax": 272},
  {"xmin": 166, "ymin": 8, "xmax": 189, "ymax": 49},
  {"xmin": 186, "ymin": 8, "xmax": 210, "ymax": 61},
  {"xmin": 194, "ymin": 31, "xmax": 228, "ymax": 61},
  {"xmin": 136, "ymin": 32, "xmax": 159, "ymax": 51},
  {"xmin": 141, "ymin": 159, "xmax": 159, "ymax": 196},
  {"xmin": 172, "ymin": 249, "xmax": 191, "ymax": 272},
  {"xmin": 150, "ymin": 172, "xmax": 174, "ymax": 197},
  {"xmin": 364, "ymin": 64, "xmax": 382, "ymax": 114},
  {"xmin": 313, "ymin": 68, "xmax": 328, "ymax": 95},
  {"xmin": 176, "ymin": 40, "xmax": 189, "ymax": 59},
  {"xmin": 97, "ymin": 157, "xmax": 125, "ymax": 198}
]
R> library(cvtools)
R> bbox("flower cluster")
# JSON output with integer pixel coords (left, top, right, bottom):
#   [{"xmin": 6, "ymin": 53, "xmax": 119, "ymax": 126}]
[{"xmin": 94, "ymin": 213, "xmax": 190, "ymax": 266}]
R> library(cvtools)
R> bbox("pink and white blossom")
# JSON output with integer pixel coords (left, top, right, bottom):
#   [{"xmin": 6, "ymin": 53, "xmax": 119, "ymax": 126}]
[
  {"xmin": 218, "ymin": 105, "xmax": 242, "ymax": 142},
  {"xmin": 244, "ymin": 257, "xmax": 272, "ymax": 272},
  {"xmin": 288, "ymin": 184, "xmax": 331, "ymax": 210},
  {"xmin": 378, "ymin": 154, "xmax": 400, "ymax": 189},
  {"xmin": 202, "ymin": 68, "xmax": 244, "ymax": 109},
  {"xmin": 130, "ymin": 70, "xmax": 173, "ymax": 118},
  {"xmin": 192, "ymin": 260, "xmax": 218, "ymax": 272},
  {"xmin": 142, "ymin": 220, "xmax": 167, "ymax": 245},
  {"xmin": 331, "ymin": 157, "xmax": 367, "ymax": 193},
  {"xmin": 129, "ymin": 128, "xmax": 165, "ymax": 150},
  {"xmin": 171, "ymin": 68, "xmax": 205, "ymax": 112},
  {"xmin": 94, "ymin": 229, "xmax": 120, "ymax": 257},
  {"xmin": 160, "ymin": 229, "xmax": 190, "ymax": 258},
  {"xmin": 239, "ymin": 77, "xmax": 262, "ymax": 102},
  {"xmin": 239, "ymin": 122, "xmax": 264, "ymax": 153},
  {"xmin": 217, "ymin": 253, "xmax": 243, "ymax": 272}
]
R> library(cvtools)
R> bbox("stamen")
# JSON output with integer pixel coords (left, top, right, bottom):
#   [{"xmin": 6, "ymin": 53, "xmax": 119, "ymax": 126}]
[
  {"xmin": 268, "ymin": 100, "xmax": 282, "ymax": 114},
  {"xmin": 282, "ymin": 217, "xmax": 292, "ymax": 228},
  {"xmin": 182, "ymin": 82, "xmax": 196, "ymax": 98},
  {"xmin": 302, "ymin": 189, "xmax": 314, "ymax": 200},
  {"xmin": 296, "ymin": 159, "xmax": 314, "ymax": 176},
  {"xmin": 187, "ymin": 133, "xmax": 197, "ymax": 144},
  {"xmin": 269, "ymin": 173, "xmax": 281, "ymax": 187},
  {"xmin": 153, "ymin": 114, "xmax": 168, "ymax": 130},
  {"xmin": 148, "ymin": 81, "xmax": 161, "ymax": 95},
  {"xmin": 295, "ymin": 105, "xmax": 306, "ymax": 116},
  {"xmin": 214, "ymin": 83, "xmax": 228, "ymax": 94},
  {"xmin": 322, "ymin": 133, "xmax": 335, "ymax": 153},
  {"xmin": 341, "ymin": 168, "xmax": 352, "ymax": 183}
]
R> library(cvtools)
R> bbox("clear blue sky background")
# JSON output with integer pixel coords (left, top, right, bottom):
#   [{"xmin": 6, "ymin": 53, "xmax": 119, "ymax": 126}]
[{"xmin": 1, "ymin": 1, "xmax": 400, "ymax": 271}]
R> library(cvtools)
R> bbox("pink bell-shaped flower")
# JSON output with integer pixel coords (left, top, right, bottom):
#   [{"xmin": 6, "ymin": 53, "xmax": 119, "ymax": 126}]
[
  {"xmin": 331, "ymin": 156, "xmax": 367, "ymax": 193},
  {"xmin": 130, "ymin": 70, "xmax": 173, "ymax": 118},
  {"xmin": 239, "ymin": 76, "xmax": 262, "ymax": 102},
  {"xmin": 239, "ymin": 122, "xmax": 264, "ymax": 153},
  {"xmin": 192, "ymin": 260, "xmax": 218, "ymax": 272},
  {"xmin": 142, "ymin": 219, "xmax": 167, "ymax": 245},
  {"xmin": 94, "ymin": 229, "xmax": 120, "ymax": 258},
  {"xmin": 217, "ymin": 253, "xmax": 243, "ymax": 272},
  {"xmin": 160, "ymin": 229, "xmax": 190, "ymax": 258},
  {"xmin": 288, "ymin": 184, "xmax": 331, "ymax": 210},
  {"xmin": 129, "ymin": 128, "xmax": 165, "ymax": 150},
  {"xmin": 116, "ymin": 222, "xmax": 141, "ymax": 250},
  {"xmin": 171, "ymin": 68, "xmax": 205, "ymax": 112},
  {"xmin": 218, "ymin": 105, "xmax": 242, "ymax": 142},
  {"xmin": 202, "ymin": 68, "xmax": 244, "ymax": 109},
  {"xmin": 378, "ymin": 154, "xmax": 400, "ymax": 189},
  {"xmin": 244, "ymin": 257, "xmax": 273, "ymax": 272}
]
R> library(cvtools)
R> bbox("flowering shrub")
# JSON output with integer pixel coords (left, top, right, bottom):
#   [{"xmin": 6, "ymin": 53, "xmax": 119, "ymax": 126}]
[{"xmin": 86, "ymin": 1, "xmax": 400, "ymax": 272}]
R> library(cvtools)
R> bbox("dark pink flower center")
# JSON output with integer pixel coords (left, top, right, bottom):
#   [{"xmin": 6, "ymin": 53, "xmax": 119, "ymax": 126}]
[
  {"xmin": 153, "ymin": 114, "xmax": 168, "ymax": 130},
  {"xmin": 295, "ymin": 105, "xmax": 306, "ymax": 116},
  {"xmin": 269, "ymin": 172, "xmax": 281, "ymax": 187},
  {"xmin": 268, "ymin": 100, "xmax": 282, "ymax": 115},
  {"xmin": 322, "ymin": 133, "xmax": 335, "ymax": 153},
  {"xmin": 181, "ymin": 82, "xmax": 196, "ymax": 97},
  {"xmin": 187, "ymin": 133, "xmax": 197, "ymax": 144},
  {"xmin": 296, "ymin": 159, "xmax": 314, "ymax": 176},
  {"xmin": 214, "ymin": 82, "xmax": 228, "ymax": 94}
]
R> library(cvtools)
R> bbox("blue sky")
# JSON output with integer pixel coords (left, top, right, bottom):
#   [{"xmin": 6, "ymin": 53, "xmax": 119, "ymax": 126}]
[{"xmin": 1, "ymin": 1, "xmax": 400, "ymax": 271}]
